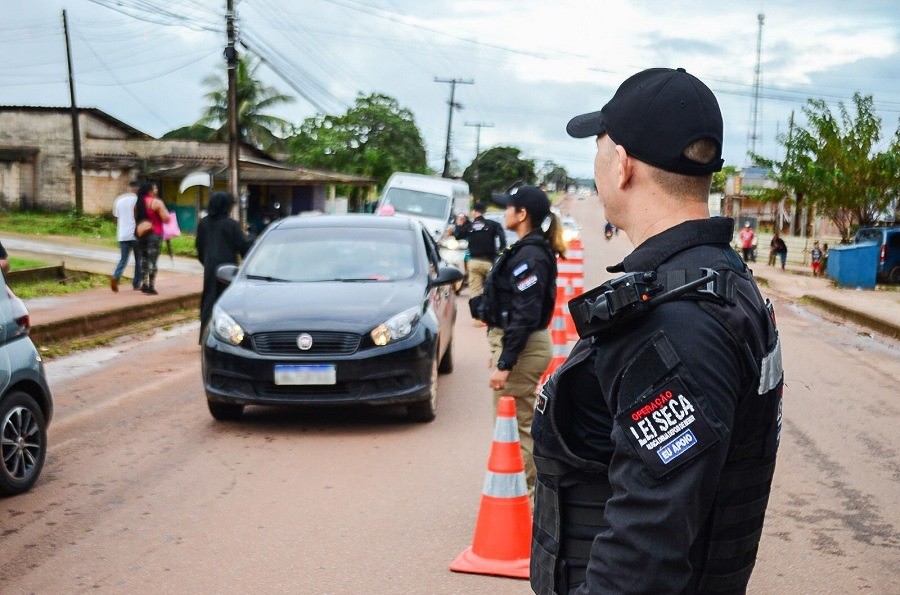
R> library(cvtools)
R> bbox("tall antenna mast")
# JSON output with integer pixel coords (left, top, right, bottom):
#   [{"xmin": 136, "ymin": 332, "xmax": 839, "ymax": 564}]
[{"xmin": 748, "ymin": 12, "xmax": 765, "ymax": 162}]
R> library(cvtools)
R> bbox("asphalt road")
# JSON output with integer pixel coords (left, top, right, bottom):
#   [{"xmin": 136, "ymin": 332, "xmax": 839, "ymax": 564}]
[{"xmin": 1, "ymin": 195, "xmax": 897, "ymax": 593}]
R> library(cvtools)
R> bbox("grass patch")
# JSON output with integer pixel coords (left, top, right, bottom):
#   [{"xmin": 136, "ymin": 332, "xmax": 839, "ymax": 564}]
[
  {"xmin": 9, "ymin": 257, "xmax": 49, "ymax": 270},
  {"xmin": 0, "ymin": 210, "xmax": 117, "ymax": 239},
  {"xmin": 0, "ymin": 210, "xmax": 198, "ymax": 258},
  {"xmin": 36, "ymin": 307, "xmax": 198, "ymax": 360},
  {"xmin": 10, "ymin": 272, "xmax": 108, "ymax": 299}
]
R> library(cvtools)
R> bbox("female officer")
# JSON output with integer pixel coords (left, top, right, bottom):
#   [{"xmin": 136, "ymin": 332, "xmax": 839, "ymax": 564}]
[{"xmin": 476, "ymin": 185, "xmax": 566, "ymax": 494}]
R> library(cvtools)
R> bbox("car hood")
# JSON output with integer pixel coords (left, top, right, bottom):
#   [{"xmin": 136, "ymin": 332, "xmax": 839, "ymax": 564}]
[{"xmin": 217, "ymin": 279, "xmax": 426, "ymax": 334}]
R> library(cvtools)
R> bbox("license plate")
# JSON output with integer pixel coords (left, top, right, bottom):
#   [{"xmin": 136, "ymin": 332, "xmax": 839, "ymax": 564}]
[{"xmin": 273, "ymin": 364, "xmax": 336, "ymax": 385}]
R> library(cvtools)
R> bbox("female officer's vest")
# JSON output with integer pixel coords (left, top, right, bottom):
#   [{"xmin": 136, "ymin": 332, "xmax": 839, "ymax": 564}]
[{"xmin": 531, "ymin": 266, "xmax": 783, "ymax": 594}]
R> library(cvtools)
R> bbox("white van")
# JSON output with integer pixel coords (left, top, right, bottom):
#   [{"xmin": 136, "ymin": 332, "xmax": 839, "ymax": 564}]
[{"xmin": 377, "ymin": 173, "xmax": 470, "ymax": 239}]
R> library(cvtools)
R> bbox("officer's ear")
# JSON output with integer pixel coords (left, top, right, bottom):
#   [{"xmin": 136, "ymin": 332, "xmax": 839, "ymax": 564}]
[{"xmin": 615, "ymin": 144, "xmax": 634, "ymax": 190}]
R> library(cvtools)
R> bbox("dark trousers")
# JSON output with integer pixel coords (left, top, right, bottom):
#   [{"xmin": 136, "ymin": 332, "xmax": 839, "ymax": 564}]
[
  {"xmin": 138, "ymin": 233, "xmax": 161, "ymax": 289},
  {"xmin": 113, "ymin": 240, "xmax": 141, "ymax": 288}
]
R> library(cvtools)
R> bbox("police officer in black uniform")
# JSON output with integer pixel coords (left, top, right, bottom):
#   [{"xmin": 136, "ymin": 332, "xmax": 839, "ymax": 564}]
[
  {"xmin": 530, "ymin": 68, "xmax": 784, "ymax": 594},
  {"xmin": 470, "ymin": 186, "xmax": 567, "ymax": 494},
  {"xmin": 455, "ymin": 201, "xmax": 507, "ymax": 299}
]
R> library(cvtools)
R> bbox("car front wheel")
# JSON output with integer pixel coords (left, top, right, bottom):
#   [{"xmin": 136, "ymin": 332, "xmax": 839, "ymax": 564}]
[
  {"xmin": 890, "ymin": 266, "xmax": 900, "ymax": 284},
  {"xmin": 408, "ymin": 346, "xmax": 439, "ymax": 423},
  {"xmin": 0, "ymin": 391, "xmax": 48, "ymax": 497},
  {"xmin": 207, "ymin": 398, "xmax": 244, "ymax": 421}
]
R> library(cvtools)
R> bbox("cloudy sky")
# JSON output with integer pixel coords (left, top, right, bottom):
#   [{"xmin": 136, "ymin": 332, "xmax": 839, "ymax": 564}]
[{"xmin": 2, "ymin": 0, "xmax": 899, "ymax": 178}]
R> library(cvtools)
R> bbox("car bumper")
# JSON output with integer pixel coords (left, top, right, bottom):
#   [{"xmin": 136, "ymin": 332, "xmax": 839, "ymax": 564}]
[{"xmin": 202, "ymin": 327, "xmax": 436, "ymax": 407}]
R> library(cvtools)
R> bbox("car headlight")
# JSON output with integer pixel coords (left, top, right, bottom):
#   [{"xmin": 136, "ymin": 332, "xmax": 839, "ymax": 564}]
[
  {"xmin": 371, "ymin": 306, "xmax": 421, "ymax": 346},
  {"xmin": 212, "ymin": 305, "xmax": 245, "ymax": 345}
]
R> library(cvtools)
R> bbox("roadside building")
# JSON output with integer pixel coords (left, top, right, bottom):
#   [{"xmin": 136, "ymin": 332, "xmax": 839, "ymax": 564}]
[{"xmin": 0, "ymin": 106, "xmax": 377, "ymax": 231}]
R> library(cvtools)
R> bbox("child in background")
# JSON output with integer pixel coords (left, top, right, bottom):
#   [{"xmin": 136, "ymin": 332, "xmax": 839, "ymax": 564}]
[{"xmin": 810, "ymin": 241, "xmax": 823, "ymax": 277}]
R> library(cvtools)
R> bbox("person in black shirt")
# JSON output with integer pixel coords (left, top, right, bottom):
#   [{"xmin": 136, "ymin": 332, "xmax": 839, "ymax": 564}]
[
  {"xmin": 472, "ymin": 186, "xmax": 566, "ymax": 495},
  {"xmin": 196, "ymin": 191, "xmax": 252, "ymax": 341},
  {"xmin": 531, "ymin": 68, "xmax": 783, "ymax": 594},
  {"xmin": 454, "ymin": 201, "xmax": 506, "ymax": 300}
]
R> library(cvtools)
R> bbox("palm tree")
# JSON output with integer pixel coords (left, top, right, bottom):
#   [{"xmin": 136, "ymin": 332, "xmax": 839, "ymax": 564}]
[{"xmin": 197, "ymin": 55, "xmax": 294, "ymax": 151}]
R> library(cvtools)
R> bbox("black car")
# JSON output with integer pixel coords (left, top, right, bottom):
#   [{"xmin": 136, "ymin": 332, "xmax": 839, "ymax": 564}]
[{"xmin": 201, "ymin": 215, "xmax": 463, "ymax": 422}]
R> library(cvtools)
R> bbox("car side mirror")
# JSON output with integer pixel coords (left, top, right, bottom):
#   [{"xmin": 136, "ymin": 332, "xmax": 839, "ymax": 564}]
[
  {"xmin": 217, "ymin": 264, "xmax": 239, "ymax": 285},
  {"xmin": 432, "ymin": 266, "xmax": 463, "ymax": 287}
]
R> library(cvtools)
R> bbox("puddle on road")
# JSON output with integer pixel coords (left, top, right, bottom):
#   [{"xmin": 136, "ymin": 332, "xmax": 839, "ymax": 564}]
[
  {"xmin": 44, "ymin": 320, "xmax": 200, "ymax": 384},
  {"xmin": 786, "ymin": 303, "xmax": 898, "ymax": 359}
]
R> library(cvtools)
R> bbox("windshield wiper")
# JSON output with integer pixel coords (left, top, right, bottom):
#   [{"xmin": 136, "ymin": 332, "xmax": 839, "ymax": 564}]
[
  {"xmin": 246, "ymin": 274, "xmax": 290, "ymax": 282},
  {"xmin": 329, "ymin": 277, "xmax": 381, "ymax": 282}
]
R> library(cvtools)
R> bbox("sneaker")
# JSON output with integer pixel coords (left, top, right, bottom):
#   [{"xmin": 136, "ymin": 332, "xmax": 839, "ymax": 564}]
[
  {"xmin": 109, "ymin": 276, "xmax": 119, "ymax": 292},
  {"xmin": 140, "ymin": 284, "xmax": 150, "ymax": 294},
  {"xmin": 146, "ymin": 288, "xmax": 159, "ymax": 296},
  {"xmin": 132, "ymin": 285, "xmax": 141, "ymax": 291}
]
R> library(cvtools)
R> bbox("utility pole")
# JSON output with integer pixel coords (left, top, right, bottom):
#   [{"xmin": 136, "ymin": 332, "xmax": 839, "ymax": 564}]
[
  {"xmin": 62, "ymin": 10, "xmax": 83, "ymax": 213},
  {"xmin": 434, "ymin": 77, "xmax": 473, "ymax": 178},
  {"xmin": 225, "ymin": 0, "xmax": 242, "ymax": 225},
  {"xmin": 464, "ymin": 121, "xmax": 493, "ymax": 198},
  {"xmin": 748, "ymin": 12, "xmax": 765, "ymax": 162}
]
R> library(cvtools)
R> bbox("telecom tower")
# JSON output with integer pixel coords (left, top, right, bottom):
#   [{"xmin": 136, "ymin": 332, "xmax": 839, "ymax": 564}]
[{"xmin": 748, "ymin": 12, "xmax": 765, "ymax": 163}]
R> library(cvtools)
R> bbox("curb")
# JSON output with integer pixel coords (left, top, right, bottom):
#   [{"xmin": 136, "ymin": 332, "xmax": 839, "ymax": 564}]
[
  {"xmin": 799, "ymin": 295, "xmax": 900, "ymax": 340},
  {"xmin": 29, "ymin": 292, "xmax": 202, "ymax": 346}
]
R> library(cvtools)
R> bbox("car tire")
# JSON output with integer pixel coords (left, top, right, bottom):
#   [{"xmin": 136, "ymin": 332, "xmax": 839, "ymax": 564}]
[
  {"xmin": 438, "ymin": 337, "xmax": 454, "ymax": 374},
  {"xmin": 0, "ymin": 391, "xmax": 48, "ymax": 497},
  {"xmin": 890, "ymin": 266, "xmax": 900, "ymax": 284},
  {"xmin": 207, "ymin": 399, "xmax": 244, "ymax": 421},
  {"xmin": 408, "ymin": 346, "xmax": 439, "ymax": 423}
]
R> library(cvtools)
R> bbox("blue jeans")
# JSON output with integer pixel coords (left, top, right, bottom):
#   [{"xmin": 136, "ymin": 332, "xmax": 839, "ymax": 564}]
[{"xmin": 113, "ymin": 240, "xmax": 141, "ymax": 288}]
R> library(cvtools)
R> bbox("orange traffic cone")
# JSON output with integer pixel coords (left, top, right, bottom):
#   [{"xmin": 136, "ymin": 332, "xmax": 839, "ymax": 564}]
[
  {"xmin": 564, "ymin": 238, "xmax": 585, "ymax": 300},
  {"xmin": 450, "ymin": 397, "xmax": 532, "ymax": 579},
  {"xmin": 563, "ymin": 280, "xmax": 578, "ymax": 342}
]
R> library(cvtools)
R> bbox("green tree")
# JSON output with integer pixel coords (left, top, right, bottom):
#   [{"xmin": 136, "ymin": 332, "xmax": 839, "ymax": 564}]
[
  {"xmin": 752, "ymin": 94, "xmax": 900, "ymax": 242},
  {"xmin": 538, "ymin": 160, "xmax": 571, "ymax": 192},
  {"xmin": 711, "ymin": 165, "xmax": 739, "ymax": 194},
  {"xmin": 161, "ymin": 123, "xmax": 217, "ymax": 141},
  {"xmin": 197, "ymin": 55, "xmax": 294, "ymax": 151},
  {"xmin": 462, "ymin": 146, "xmax": 536, "ymax": 201},
  {"xmin": 286, "ymin": 93, "xmax": 428, "ymax": 187}
]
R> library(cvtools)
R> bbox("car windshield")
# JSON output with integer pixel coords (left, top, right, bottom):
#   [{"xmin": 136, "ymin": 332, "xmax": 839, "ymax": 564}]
[
  {"xmin": 383, "ymin": 188, "xmax": 449, "ymax": 219},
  {"xmin": 243, "ymin": 227, "xmax": 418, "ymax": 282}
]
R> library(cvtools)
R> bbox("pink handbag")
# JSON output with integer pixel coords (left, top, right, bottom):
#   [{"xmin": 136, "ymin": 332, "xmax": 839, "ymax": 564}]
[{"xmin": 162, "ymin": 212, "xmax": 181, "ymax": 241}]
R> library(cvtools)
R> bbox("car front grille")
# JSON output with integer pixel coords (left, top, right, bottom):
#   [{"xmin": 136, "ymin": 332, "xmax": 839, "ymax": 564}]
[{"xmin": 251, "ymin": 331, "xmax": 361, "ymax": 356}]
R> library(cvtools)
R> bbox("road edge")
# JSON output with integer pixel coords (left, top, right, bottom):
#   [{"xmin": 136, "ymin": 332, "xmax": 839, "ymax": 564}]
[{"xmin": 30, "ymin": 292, "xmax": 202, "ymax": 346}]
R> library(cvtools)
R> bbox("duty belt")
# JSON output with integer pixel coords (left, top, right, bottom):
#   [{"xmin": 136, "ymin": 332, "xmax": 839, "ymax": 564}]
[{"xmin": 569, "ymin": 268, "xmax": 735, "ymax": 339}]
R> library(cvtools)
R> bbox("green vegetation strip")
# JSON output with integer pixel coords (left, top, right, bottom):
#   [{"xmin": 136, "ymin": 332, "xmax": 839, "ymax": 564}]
[
  {"xmin": 9, "ymin": 272, "xmax": 109, "ymax": 299},
  {"xmin": 0, "ymin": 211, "xmax": 198, "ymax": 258},
  {"xmin": 9, "ymin": 257, "xmax": 49, "ymax": 270},
  {"xmin": 37, "ymin": 307, "xmax": 199, "ymax": 360}
]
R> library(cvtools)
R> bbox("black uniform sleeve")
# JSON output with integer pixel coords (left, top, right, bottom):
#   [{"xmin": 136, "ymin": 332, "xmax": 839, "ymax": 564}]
[
  {"xmin": 0, "ymin": 239, "xmax": 7, "ymax": 260},
  {"xmin": 453, "ymin": 222, "xmax": 471, "ymax": 240},
  {"xmin": 499, "ymin": 248, "xmax": 552, "ymax": 368},
  {"xmin": 493, "ymin": 220, "xmax": 507, "ymax": 252},
  {"xmin": 581, "ymin": 305, "xmax": 743, "ymax": 593}
]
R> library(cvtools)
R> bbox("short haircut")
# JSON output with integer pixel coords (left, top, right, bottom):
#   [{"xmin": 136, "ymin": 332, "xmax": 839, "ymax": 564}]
[
  {"xmin": 647, "ymin": 138, "xmax": 718, "ymax": 200},
  {"xmin": 128, "ymin": 180, "xmax": 139, "ymax": 189},
  {"xmin": 473, "ymin": 201, "xmax": 487, "ymax": 213}
]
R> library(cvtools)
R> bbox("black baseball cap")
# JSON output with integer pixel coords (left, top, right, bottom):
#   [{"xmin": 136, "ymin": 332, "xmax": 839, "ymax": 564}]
[
  {"xmin": 491, "ymin": 185, "xmax": 551, "ymax": 225},
  {"xmin": 567, "ymin": 68, "xmax": 725, "ymax": 176}
]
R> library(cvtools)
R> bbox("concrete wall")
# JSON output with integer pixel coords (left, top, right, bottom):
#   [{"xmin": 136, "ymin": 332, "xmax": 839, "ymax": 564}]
[
  {"xmin": 0, "ymin": 159, "xmax": 34, "ymax": 210},
  {"xmin": 0, "ymin": 111, "xmax": 73, "ymax": 211},
  {"xmin": 83, "ymin": 169, "xmax": 133, "ymax": 215}
]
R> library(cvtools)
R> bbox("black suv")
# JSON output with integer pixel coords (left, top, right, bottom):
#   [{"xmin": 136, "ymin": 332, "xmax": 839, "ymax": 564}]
[{"xmin": 854, "ymin": 226, "xmax": 900, "ymax": 283}]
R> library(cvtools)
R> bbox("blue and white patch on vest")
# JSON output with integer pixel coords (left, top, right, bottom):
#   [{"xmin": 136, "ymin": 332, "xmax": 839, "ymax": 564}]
[
  {"xmin": 516, "ymin": 274, "xmax": 537, "ymax": 291},
  {"xmin": 513, "ymin": 262, "xmax": 529, "ymax": 276},
  {"xmin": 617, "ymin": 376, "xmax": 719, "ymax": 479}
]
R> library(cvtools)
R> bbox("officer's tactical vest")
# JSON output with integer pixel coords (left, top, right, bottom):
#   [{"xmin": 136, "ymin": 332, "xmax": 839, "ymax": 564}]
[{"xmin": 531, "ymin": 263, "xmax": 783, "ymax": 594}]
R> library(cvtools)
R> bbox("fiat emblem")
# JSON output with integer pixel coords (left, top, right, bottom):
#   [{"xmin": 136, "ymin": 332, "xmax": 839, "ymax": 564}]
[{"xmin": 297, "ymin": 333, "xmax": 313, "ymax": 350}]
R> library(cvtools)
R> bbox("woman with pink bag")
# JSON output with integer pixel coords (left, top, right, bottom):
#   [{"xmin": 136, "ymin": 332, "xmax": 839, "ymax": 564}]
[{"xmin": 133, "ymin": 182, "xmax": 170, "ymax": 295}]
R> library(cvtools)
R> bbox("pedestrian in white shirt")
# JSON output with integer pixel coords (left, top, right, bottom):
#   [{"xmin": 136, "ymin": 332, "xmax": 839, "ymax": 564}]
[{"xmin": 110, "ymin": 180, "xmax": 142, "ymax": 292}]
